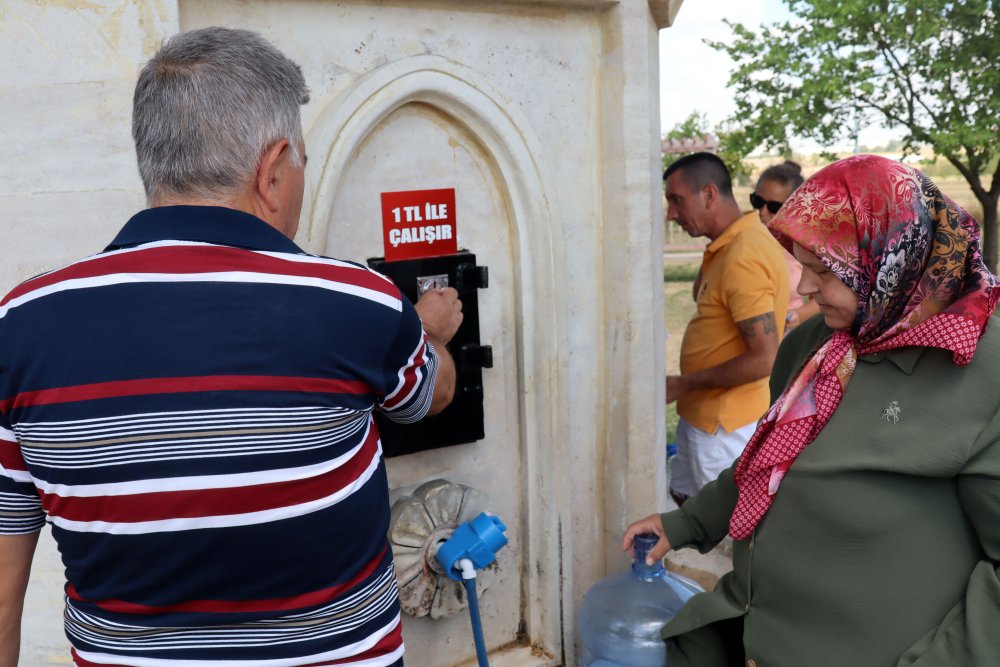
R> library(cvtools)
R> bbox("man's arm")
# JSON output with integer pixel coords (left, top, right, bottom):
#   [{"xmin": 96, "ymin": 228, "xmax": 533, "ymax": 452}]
[
  {"xmin": 785, "ymin": 298, "xmax": 821, "ymax": 332},
  {"xmin": 424, "ymin": 337, "xmax": 456, "ymax": 416},
  {"xmin": 666, "ymin": 311, "xmax": 780, "ymax": 404},
  {"xmin": 414, "ymin": 287, "xmax": 463, "ymax": 415},
  {"xmin": 0, "ymin": 531, "xmax": 40, "ymax": 667}
]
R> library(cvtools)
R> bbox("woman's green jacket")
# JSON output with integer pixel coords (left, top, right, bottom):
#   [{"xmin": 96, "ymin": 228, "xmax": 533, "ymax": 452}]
[{"xmin": 660, "ymin": 314, "xmax": 1000, "ymax": 667}]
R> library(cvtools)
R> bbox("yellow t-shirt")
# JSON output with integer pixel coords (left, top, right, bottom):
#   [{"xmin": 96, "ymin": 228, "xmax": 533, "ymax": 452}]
[{"xmin": 678, "ymin": 212, "xmax": 790, "ymax": 433}]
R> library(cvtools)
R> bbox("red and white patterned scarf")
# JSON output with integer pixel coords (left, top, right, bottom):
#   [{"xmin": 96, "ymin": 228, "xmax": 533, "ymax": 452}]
[{"xmin": 729, "ymin": 155, "xmax": 999, "ymax": 540}]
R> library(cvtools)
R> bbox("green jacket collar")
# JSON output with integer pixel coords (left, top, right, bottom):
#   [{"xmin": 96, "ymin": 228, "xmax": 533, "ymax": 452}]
[{"xmin": 859, "ymin": 346, "xmax": 925, "ymax": 375}]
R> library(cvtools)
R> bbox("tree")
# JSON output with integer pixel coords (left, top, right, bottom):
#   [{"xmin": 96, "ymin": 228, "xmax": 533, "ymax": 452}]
[
  {"xmin": 708, "ymin": 0, "xmax": 1000, "ymax": 269},
  {"xmin": 661, "ymin": 112, "xmax": 753, "ymax": 185}
]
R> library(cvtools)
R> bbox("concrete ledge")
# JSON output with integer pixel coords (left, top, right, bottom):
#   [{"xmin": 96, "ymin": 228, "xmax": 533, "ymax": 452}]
[
  {"xmin": 666, "ymin": 538, "xmax": 734, "ymax": 592},
  {"xmin": 455, "ymin": 643, "xmax": 559, "ymax": 666}
]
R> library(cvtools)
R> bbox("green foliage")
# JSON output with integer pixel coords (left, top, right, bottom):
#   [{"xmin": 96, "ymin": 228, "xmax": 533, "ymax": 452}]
[
  {"xmin": 707, "ymin": 0, "xmax": 1000, "ymax": 268},
  {"xmin": 666, "ymin": 404, "xmax": 680, "ymax": 446},
  {"xmin": 663, "ymin": 262, "xmax": 701, "ymax": 282},
  {"xmin": 661, "ymin": 111, "xmax": 754, "ymax": 184}
]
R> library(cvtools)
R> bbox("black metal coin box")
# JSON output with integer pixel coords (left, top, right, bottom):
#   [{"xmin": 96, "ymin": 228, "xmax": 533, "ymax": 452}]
[{"xmin": 367, "ymin": 251, "xmax": 491, "ymax": 458}]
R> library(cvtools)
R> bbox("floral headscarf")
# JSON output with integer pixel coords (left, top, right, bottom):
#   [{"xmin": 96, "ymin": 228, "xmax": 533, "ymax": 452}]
[{"xmin": 729, "ymin": 154, "xmax": 999, "ymax": 540}]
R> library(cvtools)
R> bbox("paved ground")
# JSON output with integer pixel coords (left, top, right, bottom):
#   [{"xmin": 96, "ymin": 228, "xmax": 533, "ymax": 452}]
[
  {"xmin": 22, "ymin": 528, "xmax": 71, "ymax": 665},
  {"xmin": 661, "ymin": 462, "xmax": 735, "ymax": 592},
  {"xmin": 20, "ymin": 359, "xmax": 732, "ymax": 665},
  {"xmin": 663, "ymin": 250, "xmax": 702, "ymax": 263},
  {"xmin": 22, "ymin": 515, "xmax": 731, "ymax": 666}
]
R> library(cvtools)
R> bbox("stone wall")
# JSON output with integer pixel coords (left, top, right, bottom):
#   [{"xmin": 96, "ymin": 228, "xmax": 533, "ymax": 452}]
[{"xmin": 4, "ymin": 1, "xmax": 680, "ymax": 664}]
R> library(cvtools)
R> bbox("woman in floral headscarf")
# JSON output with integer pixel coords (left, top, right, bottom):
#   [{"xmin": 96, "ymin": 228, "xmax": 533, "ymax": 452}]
[{"xmin": 624, "ymin": 155, "xmax": 1000, "ymax": 667}]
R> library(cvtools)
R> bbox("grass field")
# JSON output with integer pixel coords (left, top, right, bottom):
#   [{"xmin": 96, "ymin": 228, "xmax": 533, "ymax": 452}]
[{"xmin": 663, "ymin": 261, "xmax": 699, "ymax": 443}]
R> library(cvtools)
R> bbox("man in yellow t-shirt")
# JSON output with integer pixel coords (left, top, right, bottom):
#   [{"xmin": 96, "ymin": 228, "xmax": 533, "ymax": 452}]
[{"xmin": 664, "ymin": 153, "xmax": 789, "ymax": 501}]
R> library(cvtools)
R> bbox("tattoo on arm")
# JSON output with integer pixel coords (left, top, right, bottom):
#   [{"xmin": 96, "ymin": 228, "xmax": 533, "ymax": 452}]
[{"xmin": 736, "ymin": 312, "xmax": 777, "ymax": 339}]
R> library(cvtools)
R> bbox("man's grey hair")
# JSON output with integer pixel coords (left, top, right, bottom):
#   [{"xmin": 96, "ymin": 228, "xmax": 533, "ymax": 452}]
[{"xmin": 132, "ymin": 27, "xmax": 310, "ymax": 202}]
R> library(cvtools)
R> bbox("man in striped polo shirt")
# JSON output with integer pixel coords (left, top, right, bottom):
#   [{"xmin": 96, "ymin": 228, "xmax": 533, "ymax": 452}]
[{"xmin": 0, "ymin": 27, "xmax": 461, "ymax": 667}]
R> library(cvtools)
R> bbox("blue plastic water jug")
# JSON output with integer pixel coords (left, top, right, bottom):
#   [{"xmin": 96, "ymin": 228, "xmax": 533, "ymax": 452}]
[{"xmin": 577, "ymin": 534, "xmax": 704, "ymax": 666}]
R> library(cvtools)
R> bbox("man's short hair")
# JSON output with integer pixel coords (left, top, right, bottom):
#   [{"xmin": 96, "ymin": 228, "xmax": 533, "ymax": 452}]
[
  {"xmin": 132, "ymin": 27, "xmax": 310, "ymax": 202},
  {"xmin": 663, "ymin": 152, "xmax": 734, "ymax": 199}
]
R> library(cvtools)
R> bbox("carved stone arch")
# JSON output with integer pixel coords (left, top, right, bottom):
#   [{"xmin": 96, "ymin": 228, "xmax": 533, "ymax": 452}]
[{"xmin": 298, "ymin": 54, "xmax": 568, "ymax": 653}]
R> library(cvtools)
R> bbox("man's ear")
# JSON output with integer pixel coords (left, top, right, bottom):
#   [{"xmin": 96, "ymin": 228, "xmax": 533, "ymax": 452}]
[
  {"xmin": 701, "ymin": 182, "xmax": 718, "ymax": 209},
  {"xmin": 255, "ymin": 139, "xmax": 291, "ymax": 214}
]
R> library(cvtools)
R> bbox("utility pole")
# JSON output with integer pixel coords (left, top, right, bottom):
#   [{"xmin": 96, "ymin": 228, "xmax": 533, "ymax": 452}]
[{"xmin": 853, "ymin": 108, "xmax": 861, "ymax": 155}]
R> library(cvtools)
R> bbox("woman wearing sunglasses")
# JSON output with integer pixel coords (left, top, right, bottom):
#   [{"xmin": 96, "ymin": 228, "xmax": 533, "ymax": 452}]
[
  {"xmin": 752, "ymin": 161, "xmax": 820, "ymax": 332},
  {"xmin": 626, "ymin": 154, "xmax": 1000, "ymax": 666}
]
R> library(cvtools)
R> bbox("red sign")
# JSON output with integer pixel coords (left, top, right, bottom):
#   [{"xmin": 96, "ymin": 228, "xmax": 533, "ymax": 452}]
[{"xmin": 380, "ymin": 188, "xmax": 458, "ymax": 261}]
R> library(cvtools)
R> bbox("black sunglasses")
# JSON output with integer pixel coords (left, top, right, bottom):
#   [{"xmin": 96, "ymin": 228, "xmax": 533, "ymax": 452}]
[{"xmin": 750, "ymin": 192, "xmax": 784, "ymax": 215}]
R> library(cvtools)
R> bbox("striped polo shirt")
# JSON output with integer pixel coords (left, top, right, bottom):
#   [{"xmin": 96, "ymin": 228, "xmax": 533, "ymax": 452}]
[{"xmin": 0, "ymin": 206, "xmax": 437, "ymax": 666}]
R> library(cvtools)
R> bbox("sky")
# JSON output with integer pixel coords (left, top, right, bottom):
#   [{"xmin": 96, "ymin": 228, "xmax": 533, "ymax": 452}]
[{"xmin": 658, "ymin": 0, "xmax": 901, "ymax": 154}]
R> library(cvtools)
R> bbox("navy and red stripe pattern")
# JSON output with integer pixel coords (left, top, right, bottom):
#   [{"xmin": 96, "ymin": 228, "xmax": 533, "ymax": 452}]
[{"xmin": 0, "ymin": 206, "xmax": 435, "ymax": 665}]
